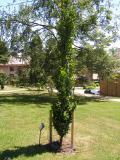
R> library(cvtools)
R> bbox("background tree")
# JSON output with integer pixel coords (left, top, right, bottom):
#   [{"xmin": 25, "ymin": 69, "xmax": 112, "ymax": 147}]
[
  {"xmin": 17, "ymin": 68, "xmax": 29, "ymax": 87},
  {"xmin": 44, "ymin": 38, "xmax": 58, "ymax": 78},
  {"xmin": 0, "ymin": 40, "xmax": 9, "ymax": 89},
  {"xmin": 76, "ymin": 47, "xmax": 119, "ymax": 80},
  {"xmin": 0, "ymin": 39, "xmax": 9, "ymax": 64},
  {"xmin": 25, "ymin": 34, "xmax": 46, "ymax": 86},
  {"xmin": 0, "ymin": 72, "xmax": 6, "ymax": 90}
]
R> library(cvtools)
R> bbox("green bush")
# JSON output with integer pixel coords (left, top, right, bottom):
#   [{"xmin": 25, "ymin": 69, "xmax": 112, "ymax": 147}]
[
  {"xmin": 76, "ymin": 76, "xmax": 88, "ymax": 86},
  {"xmin": 94, "ymin": 81, "xmax": 100, "ymax": 87},
  {"xmin": 7, "ymin": 74, "xmax": 17, "ymax": 86},
  {"xmin": 0, "ymin": 72, "xmax": 6, "ymax": 90},
  {"xmin": 83, "ymin": 81, "xmax": 97, "ymax": 89},
  {"xmin": 16, "ymin": 68, "xmax": 29, "ymax": 87}
]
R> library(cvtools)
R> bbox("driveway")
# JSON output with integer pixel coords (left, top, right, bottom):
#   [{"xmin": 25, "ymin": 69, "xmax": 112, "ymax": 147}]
[{"xmin": 74, "ymin": 87, "xmax": 120, "ymax": 102}]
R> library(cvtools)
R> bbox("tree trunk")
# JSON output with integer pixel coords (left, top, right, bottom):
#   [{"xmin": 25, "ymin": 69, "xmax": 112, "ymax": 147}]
[{"xmin": 60, "ymin": 136, "xmax": 63, "ymax": 147}]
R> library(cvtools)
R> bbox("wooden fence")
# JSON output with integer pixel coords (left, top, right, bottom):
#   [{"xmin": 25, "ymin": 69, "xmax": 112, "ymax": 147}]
[{"xmin": 100, "ymin": 78, "xmax": 120, "ymax": 97}]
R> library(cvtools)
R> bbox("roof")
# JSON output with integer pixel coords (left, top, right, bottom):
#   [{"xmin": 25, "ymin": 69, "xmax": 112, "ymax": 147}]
[{"xmin": 0, "ymin": 56, "xmax": 28, "ymax": 66}]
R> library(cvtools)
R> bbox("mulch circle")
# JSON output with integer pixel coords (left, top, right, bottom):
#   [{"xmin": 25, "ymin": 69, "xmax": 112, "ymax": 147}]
[{"xmin": 47, "ymin": 141, "xmax": 76, "ymax": 154}]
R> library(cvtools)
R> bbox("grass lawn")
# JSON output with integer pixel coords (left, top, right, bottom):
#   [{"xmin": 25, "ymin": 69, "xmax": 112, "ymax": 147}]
[{"xmin": 0, "ymin": 89, "xmax": 120, "ymax": 160}]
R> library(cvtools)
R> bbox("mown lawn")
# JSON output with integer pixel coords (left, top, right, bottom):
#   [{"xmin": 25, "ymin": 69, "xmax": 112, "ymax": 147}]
[{"xmin": 0, "ymin": 90, "xmax": 120, "ymax": 160}]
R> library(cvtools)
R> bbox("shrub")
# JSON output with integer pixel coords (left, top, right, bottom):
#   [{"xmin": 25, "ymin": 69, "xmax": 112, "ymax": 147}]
[
  {"xmin": 83, "ymin": 81, "xmax": 97, "ymax": 89},
  {"xmin": 0, "ymin": 72, "xmax": 6, "ymax": 90}
]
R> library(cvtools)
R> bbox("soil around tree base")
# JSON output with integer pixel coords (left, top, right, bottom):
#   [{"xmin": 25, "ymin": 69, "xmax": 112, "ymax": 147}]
[{"xmin": 47, "ymin": 141, "xmax": 76, "ymax": 154}]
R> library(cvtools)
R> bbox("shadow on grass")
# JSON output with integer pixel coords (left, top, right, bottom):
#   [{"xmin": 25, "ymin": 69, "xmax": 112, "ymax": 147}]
[
  {"xmin": 75, "ymin": 95, "xmax": 107, "ymax": 105},
  {"xmin": 0, "ymin": 142, "xmax": 60, "ymax": 160},
  {"xmin": 0, "ymin": 92, "xmax": 106, "ymax": 107},
  {"xmin": 0, "ymin": 93, "xmax": 56, "ymax": 106}
]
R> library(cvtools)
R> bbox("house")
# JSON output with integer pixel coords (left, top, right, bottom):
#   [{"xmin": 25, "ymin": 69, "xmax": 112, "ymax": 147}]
[{"xmin": 0, "ymin": 56, "xmax": 28, "ymax": 77}]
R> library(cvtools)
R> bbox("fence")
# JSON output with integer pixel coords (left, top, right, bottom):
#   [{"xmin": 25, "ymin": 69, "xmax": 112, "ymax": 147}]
[{"xmin": 100, "ymin": 78, "xmax": 120, "ymax": 97}]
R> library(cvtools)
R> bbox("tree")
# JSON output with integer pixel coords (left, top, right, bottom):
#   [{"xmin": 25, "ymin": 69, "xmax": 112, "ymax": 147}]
[
  {"xmin": 0, "ymin": 39, "xmax": 9, "ymax": 64},
  {"xmin": 0, "ymin": 40, "xmax": 9, "ymax": 89},
  {"xmin": 51, "ymin": 1, "xmax": 77, "ymax": 146},
  {"xmin": 0, "ymin": 0, "xmax": 115, "ymax": 148},
  {"xmin": 44, "ymin": 38, "xmax": 58, "ymax": 77},
  {"xmin": 0, "ymin": 72, "xmax": 6, "ymax": 90},
  {"xmin": 17, "ymin": 67, "xmax": 29, "ymax": 87},
  {"xmin": 76, "ymin": 47, "xmax": 119, "ymax": 80},
  {"xmin": 25, "ymin": 34, "xmax": 46, "ymax": 86}
]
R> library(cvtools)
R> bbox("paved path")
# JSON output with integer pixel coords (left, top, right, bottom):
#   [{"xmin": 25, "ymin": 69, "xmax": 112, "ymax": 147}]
[
  {"xmin": 0, "ymin": 88, "xmax": 27, "ymax": 94},
  {"xmin": 103, "ymin": 97, "xmax": 120, "ymax": 102}
]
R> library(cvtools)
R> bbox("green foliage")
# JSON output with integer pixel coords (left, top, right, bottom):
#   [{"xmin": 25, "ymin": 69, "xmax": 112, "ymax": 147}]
[
  {"xmin": 77, "ymin": 47, "xmax": 119, "ymax": 79},
  {"xmin": 83, "ymin": 81, "xmax": 97, "ymax": 90},
  {"xmin": 76, "ymin": 76, "xmax": 88, "ymax": 86},
  {"xmin": 0, "ymin": 0, "xmax": 116, "ymax": 147},
  {"xmin": 7, "ymin": 74, "xmax": 17, "ymax": 86},
  {"xmin": 44, "ymin": 38, "xmax": 58, "ymax": 77},
  {"xmin": 0, "ymin": 40, "xmax": 9, "ymax": 64},
  {"xmin": 24, "ymin": 34, "xmax": 46, "ymax": 87},
  {"xmin": 17, "ymin": 68, "xmax": 29, "ymax": 87},
  {"xmin": 0, "ymin": 72, "xmax": 6, "ymax": 90},
  {"xmin": 52, "ymin": 99, "xmax": 76, "ymax": 138},
  {"xmin": 51, "ymin": 0, "xmax": 77, "ymax": 144}
]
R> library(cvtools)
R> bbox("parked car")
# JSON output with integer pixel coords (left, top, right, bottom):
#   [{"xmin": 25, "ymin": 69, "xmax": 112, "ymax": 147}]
[
  {"xmin": 84, "ymin": 89, "xmax": 91, "ymax": 94},
  {"xmin": 84, "ymin": 89, "xmax": 100, "ymax": 95}
]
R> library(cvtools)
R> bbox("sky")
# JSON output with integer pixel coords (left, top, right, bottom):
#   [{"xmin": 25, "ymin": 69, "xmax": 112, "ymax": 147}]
[
  {"xmin": 1, "ymin": 0, "xmax": 120, "ymax": 8},
  {"xmin": 0, "ymin": 0, "xmax": 120, "ymax": 48},
  {"xmin": 0, "ymin": 0, "xmax": 24, "ymax": 6},
  {"xmin": 0, "ymin": 0, "xmax": 16, "ymax": 6}
]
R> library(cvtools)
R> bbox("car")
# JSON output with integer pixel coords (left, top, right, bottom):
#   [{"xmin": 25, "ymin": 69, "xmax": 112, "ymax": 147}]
[
  {"xmin": 84, "ymin": 89, "xmax": 92, "ymax": 94},
  {"xmin": 84, "ymin": 89, "xmax": 100, "ymax": 95}
]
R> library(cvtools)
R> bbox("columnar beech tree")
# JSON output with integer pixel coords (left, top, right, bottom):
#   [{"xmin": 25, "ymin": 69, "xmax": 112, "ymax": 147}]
[
  {"xmin": 0, "ymin": 0, "xmax": 114, "ymax": 147},
  {"xmin": 52, "ymin": 0, "xmax": 77, "ymax": 145}
]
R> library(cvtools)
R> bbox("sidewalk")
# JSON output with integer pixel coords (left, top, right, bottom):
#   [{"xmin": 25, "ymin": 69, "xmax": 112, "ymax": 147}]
[{"xmin": 103, "ymin": 96, "xmax": 120, "ymax": 102}]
